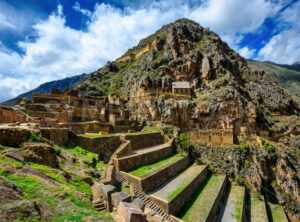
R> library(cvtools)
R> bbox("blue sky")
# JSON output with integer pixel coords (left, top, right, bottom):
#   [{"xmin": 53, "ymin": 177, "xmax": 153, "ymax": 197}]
[{"xmin": 0, "ymin": 0, "xmax": 299, "ymax": 102}]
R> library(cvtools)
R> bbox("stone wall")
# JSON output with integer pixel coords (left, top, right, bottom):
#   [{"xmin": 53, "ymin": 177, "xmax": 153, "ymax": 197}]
[
  {"xmin": 74, "ymin": 135, "xmax": 122, "ymax": 162},
  {"xmin": 116, "ymin": 37, "xmax": 157, "ymax": 62},
  {"xmin": 150, "ymin": 165, "xmax": 208, "ymax": 215},
  {"xmin": 0, "ymin": 110, "xmax": 26, "ymax": 123},
  {"xmin": 115, "ymin": 144, "xmax": 173, "ymax": 171},
  {"xmin": 188, "ymin": 129, "xmax": 234, "ymax": 145},
  {"xmin": 40, "ymin": 128, "xmax": 70, "ymax": 146},
  {"xmin": 120, "ymin": 132, "xmax": 162, "ymax": 150},
  {"xmin": 0, "ymin": 128, "xmax": 31, "ymax": 147},
  {"xmin": 120, "ymin": 156, "xmax": 190, "ymax": 192},
  {"xmin": 59, "ymin": 122, "xmax": 112, "ymax": 134}
]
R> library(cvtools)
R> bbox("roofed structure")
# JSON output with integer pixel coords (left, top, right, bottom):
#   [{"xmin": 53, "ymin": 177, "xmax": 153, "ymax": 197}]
[{"xmin": 172, "ymin": 82, "xmax": 191, "ymax": 96}]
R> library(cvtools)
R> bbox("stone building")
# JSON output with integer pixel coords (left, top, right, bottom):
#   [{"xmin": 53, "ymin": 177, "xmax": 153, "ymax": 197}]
[{"xmin": 172, "ymin": 82, "xmax": 191, "ymax": 96}]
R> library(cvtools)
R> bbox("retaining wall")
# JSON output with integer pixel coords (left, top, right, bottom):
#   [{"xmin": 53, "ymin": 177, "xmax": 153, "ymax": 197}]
[
  {"xmin": 120, "ymin": 156, "xmax": 190, "ymax": 192},
  {"xmin": 40, "ymin": 127, "xmax": 70, "ymax": 145},
  {"xmin": 74, "ymin": 135, "xmax": 122, "ymax": 162},
  {"xmin": 150, "ymin": 165, "xmax": 209, "ymax": 215},
  {"xmin": 189, "ymin": 129, "xmax": 234, "ymax": 145},
  {"xmin": 0, "ymin": 110, "xmax": 26, "ymax": 123},
  {"xmin": 120, "ymin": 132, "xmax": 162, "ymax": 150}
]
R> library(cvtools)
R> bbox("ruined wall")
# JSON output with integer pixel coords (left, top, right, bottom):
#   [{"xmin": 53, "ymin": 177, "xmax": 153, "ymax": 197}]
[
  {"xmin": 120, "ymin": 132, "xmax": 162, "ymax": 150},
  {"xmin": 188, "ymin": 129, "xmax": 234, "ymax": 145},
  {"xmin": 116, "ymin": 38, "xmax": 157, "ymax": 62},
  {"xmin": 40, "ymin": 128, "xmax": 70, "ymax": 145},
  {"xmin": 74, "ymin": 135, "xmax": 122, "ymax": 162},
  {"xmin": 0, "ymin": 110, "xmax": 26, "ymax": 123},
  {"xmin": 0, "ymin": 128, "xmax": 31, "ymax": 147},
  {"xmin": 59, "ymin": 122, "xmax": 112, "ymax": 134}
]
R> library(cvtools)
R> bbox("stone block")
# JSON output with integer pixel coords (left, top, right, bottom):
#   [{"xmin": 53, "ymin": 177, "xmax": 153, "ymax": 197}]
[
  {"xmin": 133, "ymin": 198, "xmax": 145, "ymax": 211},
  {"xmin": 3, "ymin": 151, "xmax": 24, "ymax": 162},
  {"xmin": 99, "ymin": 184, "xmax": 116, "ymax": 212},
  {"xmin": 112, "ymin": 192, "xmax": 131, "ymax": 208},
  {"xmin": 117, "ymin": 202, "xmax": 147, "ymax": 222}
]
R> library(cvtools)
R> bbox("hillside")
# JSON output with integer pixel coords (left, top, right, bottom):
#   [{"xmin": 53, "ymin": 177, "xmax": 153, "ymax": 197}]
[
  {"xmin": 76, "ymin": 18, "xmax": 299, "ymax": 136},
  {"xmin": 1, "ymin": 73, "xmax": 87, "ymax": 106},
  {"xmin": 247, "ymin": 59, "xmax": 300, "ymax": 104}
]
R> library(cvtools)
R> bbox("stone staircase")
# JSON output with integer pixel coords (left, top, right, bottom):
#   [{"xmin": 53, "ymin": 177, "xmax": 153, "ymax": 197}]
[{"xmin": 111, "ymin": 132, "xmax": 288, "ymax": 222}]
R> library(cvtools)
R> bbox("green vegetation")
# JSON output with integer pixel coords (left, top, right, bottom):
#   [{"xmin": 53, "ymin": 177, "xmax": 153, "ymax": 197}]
[
  {"xmin": 268, "ymin": 202, "xmax": 287, "ymax": 222},
  {"xmin": 240, "ymin": 142, "xmax": 249, "ymax": 154},
  {"xmin": 231, "ymin": 186, "xmax": 245, "ymax": 221},
  {"xmin": 179, "ymin": 175, "xmax": 226, "ymax": 221},
  {"xmin": 250, "ymin": 195, "xmax": 268, "ymax": 222},
  {"xmin": 28, "ymin": 132, "xmax": 39, "ymax": 142},
  {"xmin": 167, "ymin": 165, "xmax": 205, "ymax": 201},
  {"xmin": 128, "ymin": 154, "xmax": 185, "ymax": 178},
  {"xmin": 79, "ymin": 133, "xmax": 117, "ymax": 138},
  {"xmin": 261, "ymin": 139, "xmax": 276, "ymax": 157},
  {"xmin": 0, "ymin": 144, "xmax": 112, "ymax": 221},
  {"xmin": 179, "ymin": 133, "xmax": 192, "ymax": 150}
]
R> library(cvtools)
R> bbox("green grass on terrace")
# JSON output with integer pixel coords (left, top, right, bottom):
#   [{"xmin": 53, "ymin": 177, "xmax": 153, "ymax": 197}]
[
  {"xmin": 167, "ymin": 164, "xmax": 206, "ymax": 201},
  {"xmin": 79, "ymin": 133, "xmax": 117, "ymax": 138},
  {"xmin": 127, "ymin": 154, "xmax": 186, "ymax": 178},
  {"xmin": 268, "ymin": 202, "xmax": 287, "ymax": 222},
  {"xmin": 179, "ymin": 174, "xmax": 226, "ymax": 221},
  {"xmin": 231, "ymin": 186, "xmax": 245, "ymax": 221}
]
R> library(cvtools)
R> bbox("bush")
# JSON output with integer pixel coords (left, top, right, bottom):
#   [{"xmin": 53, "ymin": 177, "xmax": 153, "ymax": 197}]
[
  {"xmin": 262, "ymin": 139, "xmax": 276, "ymax": 157},
  {"xmin": 179, "ymin": 133, "xmax": 191, "ymax": 150},
  {"xmin": 240, "ymin": 142, "xmax": 249, "ymax": 154},
  {"xmin": 54, "ymin": 146, "xmax": 61, "ymax": 156},
  {"xmin": 28, "ymin": 133, "xmax": 39, "ymax": 142}
]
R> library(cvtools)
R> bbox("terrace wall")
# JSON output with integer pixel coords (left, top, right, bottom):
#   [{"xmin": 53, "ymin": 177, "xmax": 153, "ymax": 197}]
[
  {"xmin": 120, "ymin": 156, "xmax": 190, "ymax": 192},
  {"xmin": 120, "ymin": 132, "xmax": 162, "ymax": 150},
  {"xmin": 189, "ymin": 129, "xmax": 234, "ymax": 145},
  {"xmin": 0, "ymin": 110, "xmax": 26, "ymax": 123},
  {"xmin": 74, "ymin": 135, "xmax": 122, "ymax": 162}
]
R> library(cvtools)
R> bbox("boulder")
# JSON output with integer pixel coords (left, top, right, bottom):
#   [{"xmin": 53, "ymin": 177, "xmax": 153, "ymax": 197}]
[
  {"xmin": 3, "ymin": 151, "xmax": 24, "ymax": 162},
  {"xmin": 20, "ymin": 142, "xmax": 58, "ymax": 168},
  {"xmin": 117, "ymin": 201, "xmax": 147, "ymax": 222},
  {"xmin": 0, "ymin": 176, "xmax": 23, "ymax": 205},
  {"xmin": 112, "ymin": 192, "xmax": 131, "ymax": 208}
]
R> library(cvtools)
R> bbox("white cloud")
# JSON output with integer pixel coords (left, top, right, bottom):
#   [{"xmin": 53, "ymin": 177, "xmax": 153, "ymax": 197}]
[
  {"xmin": 0, "ymin": 0, "xmax": 293, "ymax": 102},
  {"xmin": 258, "ymin": 1, "xmax": 300, "ymax": 64},
  {"xmin": 72, "ymin": 2, "xmax": 91, "ymax": 17},
  {"xmin": 0, "ymin": 12, "xmax": 15, "ymax": 30}
]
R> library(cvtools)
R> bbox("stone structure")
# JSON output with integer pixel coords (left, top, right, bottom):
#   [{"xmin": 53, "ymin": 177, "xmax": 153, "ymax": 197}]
[
  {"xmin": 116, "ymin": 37, "xmax": 158, "ymax": 62},
  {"xmin": 0, "ymin": 110, "xmax": 26, "ymax": 123},
  {"xmin": 16, "ymin": 88, "xmax": 136, "ymax": 134},
  {"xmin": 172, "ymin": 82, "xmax": 191, "ymax": 96},
  {"xmin": 188, "ymin": 128, "xmax": 234, "ymax": 145}
]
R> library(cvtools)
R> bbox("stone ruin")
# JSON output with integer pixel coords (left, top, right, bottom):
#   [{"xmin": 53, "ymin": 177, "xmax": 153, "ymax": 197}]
[{"xmin": 0, "ymin": 87, "xmax": 137, "ymax": 134}]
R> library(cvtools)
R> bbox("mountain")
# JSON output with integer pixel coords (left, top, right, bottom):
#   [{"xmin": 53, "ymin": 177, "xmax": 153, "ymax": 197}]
[
  {"xmin": 247, "ymin": 59, "xmax": 300, "ymax": 104},
  {"xmin": 1, "ymin": 73, "xmax": 87, "ymax": 106},
  {"xmin": 76, "ymin": 18, "xmax": 298, "ymax": 135}
]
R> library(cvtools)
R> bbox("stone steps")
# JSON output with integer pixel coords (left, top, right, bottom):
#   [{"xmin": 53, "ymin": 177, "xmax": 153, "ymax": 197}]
[
  {"xmin": 179, "ymin": 174, "xmax": 227, "ymax": 222},
  {"xmin": 115, "ymin": 143, "xmax": 174, "ymax": 171},
  {"xmin": 220, "ymin": 185, "xmax": 245, "ymax": 222},
  {"xmin": 150, "ymin": 164, "xmax": 208, "ymax": 215},
  {"xmin": 114, "ymin": 171, "xmax": 176, "ymax": 222},
  {"xmin": 267, "ymin": 202, "xmax": 288, "ymax": 222},
  {"xmin": 249, "ymin": 196, "xmax": 268, "ymax": 222}
]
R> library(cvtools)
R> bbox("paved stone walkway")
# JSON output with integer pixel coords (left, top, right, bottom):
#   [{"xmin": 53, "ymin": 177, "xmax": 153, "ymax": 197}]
[{"xmin": 121, "ymin": 143, "xmax": 171, "ymax": 158}]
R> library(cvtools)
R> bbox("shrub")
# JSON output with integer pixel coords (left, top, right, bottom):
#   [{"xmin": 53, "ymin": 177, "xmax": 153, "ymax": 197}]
[
  {"xmin": 262, "ymin": 139, "xmax": 276, "ymax": 157},
  {"xmin": 54, "ymin": 147, "xmax": 61, "ymax": 156},
  {"xmin": 28, "ymin": 133, "xmax": 39, "ymax": 142},
  {"xmin": 240, "ymin": 142, "xmax": 249, "ymax": 154},
  {"xmin": 179, "ymin": 133, "xmax": 191, "ymax": 150}
]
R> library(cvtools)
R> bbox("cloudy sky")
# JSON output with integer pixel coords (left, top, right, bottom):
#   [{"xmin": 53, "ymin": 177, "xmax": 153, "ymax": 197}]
[{"xmin": 0, "ymin": 0, "xmax": 299, "ymax": 102}]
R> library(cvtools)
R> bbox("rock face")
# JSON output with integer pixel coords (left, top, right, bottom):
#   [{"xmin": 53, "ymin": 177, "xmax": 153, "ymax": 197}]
[
  {"xmin": 20, "ymin": 142, "xmax": 58, "ymax": 168},
  {"xmin": 76, "ymin": 18, "xmax": 299, "ymax": 142}
]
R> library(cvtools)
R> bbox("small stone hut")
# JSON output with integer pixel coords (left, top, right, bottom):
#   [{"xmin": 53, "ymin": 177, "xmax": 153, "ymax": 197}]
[{"xmin": 172, "ymin": 82, "xmax": 191, "ymax": 96}]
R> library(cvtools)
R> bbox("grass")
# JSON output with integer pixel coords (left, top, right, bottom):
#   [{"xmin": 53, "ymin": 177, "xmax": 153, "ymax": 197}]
[
  {"xmin": 79, "ymin": 133, "xmax": 117, "ymax": 138},
  {"xmin": 268, "ymin": 202, "xmax": 287, "ymax": 222},
  {"xmin": 250, "ymin": 195, "xmax": 268, "ymax": 222},
  {"xmin": 0, "ymin": 152, "xmax": 113, "ymax": 221},
  {"xmin": 179, "ymin": 174, "xmax": 226, "ymax": 221},
  {"xmin": 230, "ymin": 186, "xmax": 245, "ymax": 221},
  {"xmin": 167, "ymin": 164, "xmax": 206, "ymax": 201},
  {"xmin": 128, "ymin": 154, "xmax": 185, "ymax": 178}
]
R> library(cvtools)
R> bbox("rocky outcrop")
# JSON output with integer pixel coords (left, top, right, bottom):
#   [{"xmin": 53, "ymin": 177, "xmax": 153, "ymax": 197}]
[
  {"xmin": 76, "ymin": 18, "xmax": 299, "ymax": 142},
  {"xmin": 20, "ymin": 142, "xmax": 58, "ymax": 168}
]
